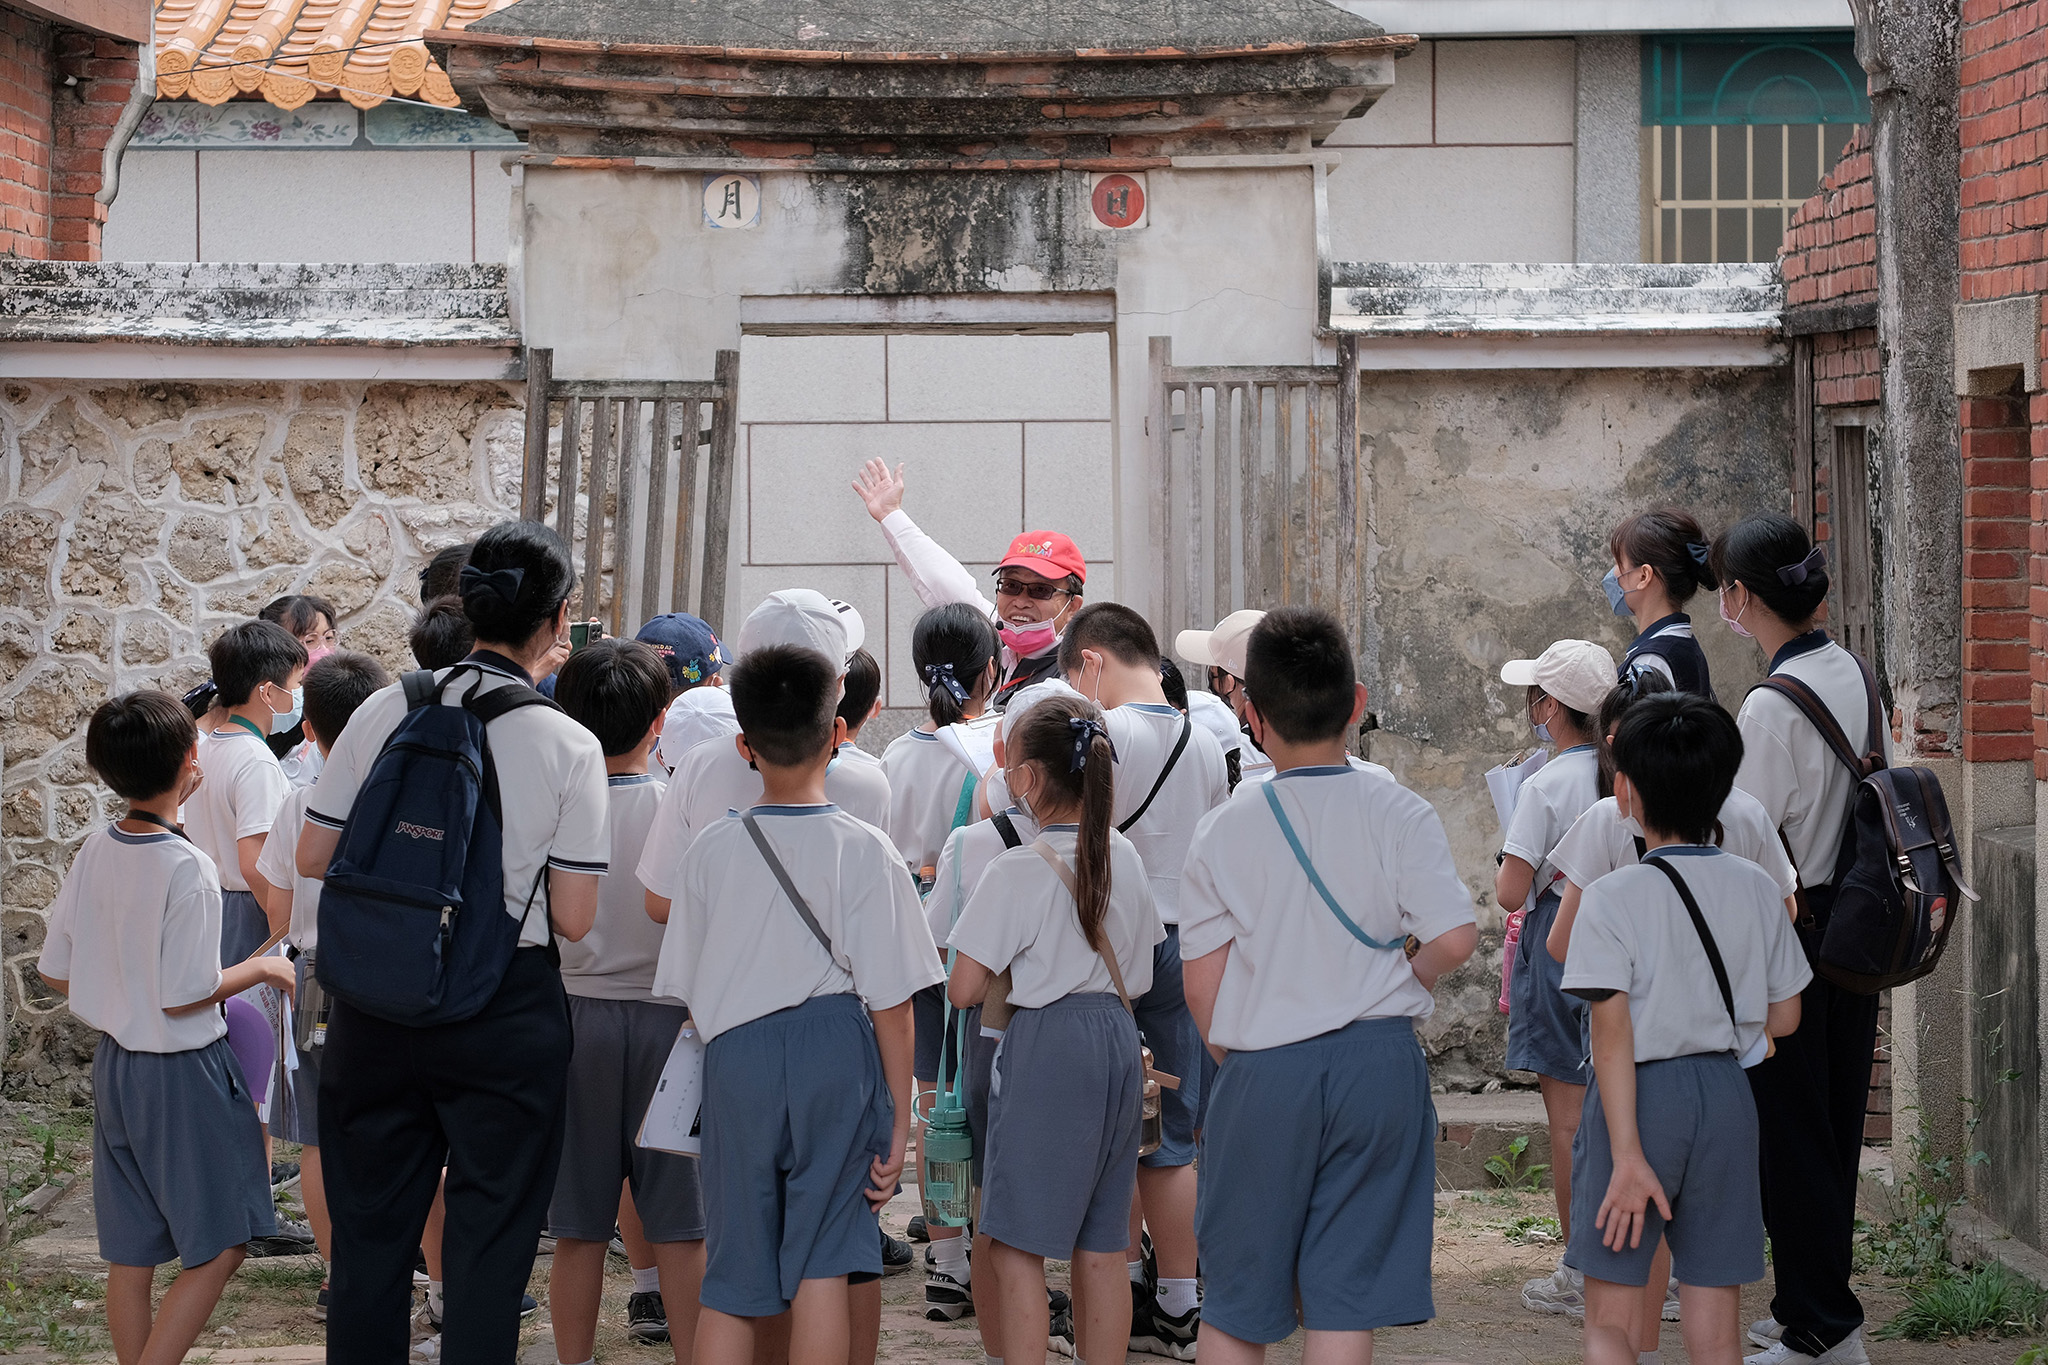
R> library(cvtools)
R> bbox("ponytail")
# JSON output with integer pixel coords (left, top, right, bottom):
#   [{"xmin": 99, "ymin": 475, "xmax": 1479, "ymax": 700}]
[
  {"xmin": 913, "ymin": 602, "xmax": 998, "ymax": 727},
  {"xmin": 1610, "ymin": 506, "xmax": 1717, "ymax": 605},
  {"xmin": 1011, "ymin": 696, "xmax": 1117, "ymax": 951}
]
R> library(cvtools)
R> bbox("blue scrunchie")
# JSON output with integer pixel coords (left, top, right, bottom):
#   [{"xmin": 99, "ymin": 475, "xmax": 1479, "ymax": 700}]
[
  {"xmin": 1776, "ymin": 545, "xmax": 1826, "ymax": 586},
  {"xmin": 922, "ymin": 661, "xmax": 969, "ymax": 705},
  {"xmin": 1069, "ymin": 716, "xmax": 1115, "ymax": 773},
  {"xmin": 459, "ymin": 563, "xmax": 526, "ymax": 605}
]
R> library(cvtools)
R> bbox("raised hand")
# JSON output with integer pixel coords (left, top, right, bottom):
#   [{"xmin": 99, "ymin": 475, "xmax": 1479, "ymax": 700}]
[{"xmin": 852, "ymin": 458, "xmax": 907, "ymax": 523}]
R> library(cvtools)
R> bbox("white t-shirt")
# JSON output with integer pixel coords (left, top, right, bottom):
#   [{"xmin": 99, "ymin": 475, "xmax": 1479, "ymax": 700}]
[
  {"xmin": 559, "ymin": 774, "xmax": 670, "ymax": 1001},
  {"xmin": 947, "ymin": 826, "xmax": 1164, "ymax": 1009},
  {"xmin": 308, "ymin": 660, "xmax": 611, "ymax": 949},
  {"xmin": 925, "ymin": 807, "xmax": 1041, "ymax": 945},
  {"xmin": 40, "ymin": 827, "xmax": 227, "ymax": 1053},
  {"xmin": 256, "ymin": 784, "xmax": 322, "ymax": 952},
  {"xmin": 1734, "ymin": 635, "xmax": 1892, "ymax": 887},
  {"xmin": 1549, "ymin": 789, "xmax": 1799, "ymax": 902},
  {"xmin": 1180, "ymin": 765, "xmax": 1475, "ymax": 1052},
  {"xmin": 1102, "ymin": 703, "xmax": 1230, "ymax": 924},
  {"xmin": 183, "ymin": 723, "xmax": 289, "ymax": 892},
  {"xmin": 280, "ymin": 740, "xmax": 324, "ymax": 790},
  {"xmin": 1562, "ymin": 847, "xmax": 1813, "ymax": 1063},
  {"xmin": 1242, "ymin": 753, "xmax": 1395, "ymax": 788},
  {"xmin": 654, "ymin": 804, "xmax": 942, "ymax": 1041},
  {"xmin": 1187, "ymin": 691, "xmax": 1242, "ymax": 758},
  {"xmin": 1501, "ymin": 744, "xmax": 1601, "ymax": 898},
  {"xmin": 636, "ymin": 737, "xmax": 892, "ymax": 901},
  {"xmin": 882, "ymin": 725, "xmax": 987, "ymax": 875}
]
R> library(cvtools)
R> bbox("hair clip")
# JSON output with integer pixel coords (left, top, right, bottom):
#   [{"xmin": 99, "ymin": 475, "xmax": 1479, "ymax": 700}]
[
  {"xmin": 459, "ymin": 564, "xmax": 526, "ymax": 605},
  {"xmin": 922, "ymin": 661, "xmax": 969, "ymax": 705},
  {"xmin": 1068, "ymin": 715, "xmax": 1115, "ymax": 772},
  {"xmin": 1775, "ymin": 545, "xmax": 1826, "ymax": 586}
]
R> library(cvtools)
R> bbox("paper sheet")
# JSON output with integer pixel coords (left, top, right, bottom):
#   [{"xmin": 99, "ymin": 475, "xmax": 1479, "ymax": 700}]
[
  {"xmin": 936, "ymin": 714, "xmax": 1000, "ymax": 778},
  {"xmin": 1485, "ymin": 749, "xmax": 1549, "ymax": 839},
  {"xmin": 636, "ymin": 1024, "xmax": 706, "ymax": 1157}
]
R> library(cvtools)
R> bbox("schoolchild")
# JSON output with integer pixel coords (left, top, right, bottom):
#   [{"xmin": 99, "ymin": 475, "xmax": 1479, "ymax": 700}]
[
  {"xmin": 411, "ymin": 595, "xmax": 476, "ymax": 670},
  {"xmin": 1495, "ymin": 638, "xmax": 1614, "ymax": 1315},
  {"xmin": 836, "ymin": 648, "xmax": 885, "ymax": 764},
  {"xmin": 653, "ymin": 643, "xmax": 938, "ymax": 1365},
  {"xmin": 918, "ymin": 677, "xmax": 1078, "ymax": 1337},
  {"xmin": 418, "ymin": 542, "xmax": 475, "ymax": 603},
  {"xmin": 945, "ymin": 694, "xmax": 1166, "ymax": 1365},
  {"xmin": 639, "ymin": 611, "xmax": 731, "ymax": 697},
  {"xmin": 853, "ymin": 458, "xmax": 1085, "ymax": 704},
  {"xmin": 185, "ymin": 619, "xmax": 307, "ymax": 966},
  {"xmin": 299, "ymin": 520, "xmax": 611, "ymax": 1365},
  {"xmin": 40, "ymin": 691, "xmax": 298, "ymax": 1365},
  {"xmin": 1059, "ymin": 603, "xmax": 1230, "ymax": 1359},
  {"xmin": 1559, "ymin": 693, "xmax": 1810, "ymax": 1365},
  {"xmin": 1712, "ymin": 516, "xmax": 1891, "ymax": 1365},
  {"xmin": 1179, "ymin": 607, "xmax": 1477, "ymax": 1361},
  {"xmin": 1175, "ymin": 609, "xmax": 1273, "ymax": 783},
  {"xmin": 253, "ymin": 649, "xmax": 392, "ymax": 1320},
  {"xmin": 657, "ymin": 685, "xmax": 739, "ymax": 773},
  {"xmin": 1605, "ymin": 509, "xmax": 1720, "ymax": 698},
  {"xmin": 259, "ymin": 594, "xmax": 340, "ymax": 787},
  {"xmin": 550, "ymin": 639, "xmax": 706, "ymax": 1365}
]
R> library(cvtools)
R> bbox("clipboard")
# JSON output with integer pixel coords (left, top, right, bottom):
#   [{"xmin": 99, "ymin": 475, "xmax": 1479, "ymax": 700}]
[{"xmin": 636, "ymin": 1024, "xmax": 706, "ymax": 1157}]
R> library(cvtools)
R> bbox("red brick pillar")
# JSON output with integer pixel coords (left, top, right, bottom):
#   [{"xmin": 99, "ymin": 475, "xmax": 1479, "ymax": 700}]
[
  {"xmin": 1961, "ymin": 394, "xmax": 2034, "ymax": 761},
  {"xmin": 2034, "ymin": 382, "xmax": 2048, "ymax": 780},
  {"xmin": 48, "ymin": 30, "xmax": 136, "ymax": 260},
  {"xmin": 0, "ymin": 5, "xmax": 56, "ymax": 256}
]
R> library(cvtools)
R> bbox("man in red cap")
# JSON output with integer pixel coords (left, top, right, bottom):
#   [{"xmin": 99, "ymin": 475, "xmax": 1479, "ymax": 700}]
[{"xmin": 852, "ymin": 458, "xmax": 1085, "ymax": 706}]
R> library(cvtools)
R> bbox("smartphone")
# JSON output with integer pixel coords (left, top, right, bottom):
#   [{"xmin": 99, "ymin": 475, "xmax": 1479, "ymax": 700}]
[{"xmin": 569, "ymin": 621, "xmax": 593, "ymax": 652}]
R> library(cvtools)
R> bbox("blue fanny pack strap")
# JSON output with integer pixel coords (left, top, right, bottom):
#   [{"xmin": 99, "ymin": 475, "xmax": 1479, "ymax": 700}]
[
  {"xmin": 1261, "ymin": 780, "xmax": 1404, "ymax": 951},
  {"xmin": 950, "ymin": 769, "xmax": 978, "ymax": 832}
]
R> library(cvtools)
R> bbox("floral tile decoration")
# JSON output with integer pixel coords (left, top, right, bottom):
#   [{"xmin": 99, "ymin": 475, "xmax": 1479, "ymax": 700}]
[
  {"xmin": 365, "ymin": 103, "xmax": 522, "ymax": 147},
  {"xmin": 132, "ymin": 100, "xmax": 363, "ymax": 147}
]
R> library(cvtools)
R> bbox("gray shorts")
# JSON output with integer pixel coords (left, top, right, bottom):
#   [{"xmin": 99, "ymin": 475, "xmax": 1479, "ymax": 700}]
[
  {"xmin": 700, "ymin": 994, "xmax": 894, "ymax": 1317},
  {"xmin": 1196, "ymin": 1016, "xmax": 1436, "ymax": 1343},
  {"xmin": 550, "ymin": 995, "xmax": 705, "ymax": 1244},
  {"xmin": 980, "ymin": 993, "xmax": 1142, "ymax": 1260},
  {"xmin": 220, "ymin": 889, "xmax": 269, "ymax": 968},
  {"xmin": 93, "ymin": 1036, "xmax": 276, "ymax": 1267},
  {"xmin": 1508, "ymin": 888, "xmax": 1588, "ymax": 1084},
  {"xmin": 1566, "ymin": 1051, "xmax": 1764, "ymax": 1288}
]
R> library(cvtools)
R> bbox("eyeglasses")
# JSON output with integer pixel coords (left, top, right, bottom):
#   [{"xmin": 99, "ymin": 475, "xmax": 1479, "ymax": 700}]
[
  {"xmin": 301, "ymin": 628, "xmax": 338, "ymax": 648},
  {"xmin": 994, "ymin": 576, "xmax": 1070, "ymax": 602}
]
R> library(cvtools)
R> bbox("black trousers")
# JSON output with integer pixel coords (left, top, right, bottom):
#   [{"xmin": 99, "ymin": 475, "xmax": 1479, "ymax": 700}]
[
  {"xmin": 321, "ymin": 947, "xmax": 573, "ymax": 1365},
  {"xmin": 1745, "ymin": 890, "xmax": 1879, "ymax": 1355}
]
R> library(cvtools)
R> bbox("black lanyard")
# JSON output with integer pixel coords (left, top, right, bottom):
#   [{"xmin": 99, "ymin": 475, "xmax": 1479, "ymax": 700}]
[{"xmin": 120, "ymin": 809, "xmax": 189, "ymax": 840}]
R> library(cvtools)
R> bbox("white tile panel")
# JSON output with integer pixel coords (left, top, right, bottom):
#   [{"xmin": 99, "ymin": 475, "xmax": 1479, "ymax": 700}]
[
  {"xmin": 1022, "ymin": 422, "xmax": 1115, "ymax": 565},
  {"xmin": 197, "ymin": 149, "xmax": 475, "ymax": 262},
  {"xmin": 102, "ymin": 151, "xmax": 199, "ymax": 261},
  {"xmin": 1432, "ymin": 39, "xmax": 1577, "ymax": 144},
  {"xmin": 738, "ymin": 335, "xmax": 889, "ymax": 423},
  {"xmin": 886, "ymin": 333, "xmax": 1112, "ymax": 421},
  {"xmin": 1325, "ymin": 145, "xmax": 1576, "ymax": 264}
]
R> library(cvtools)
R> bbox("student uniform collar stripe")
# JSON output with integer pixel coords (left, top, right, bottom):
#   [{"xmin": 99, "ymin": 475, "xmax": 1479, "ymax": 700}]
[
  {"xmin": 1555, "ymin": 744, "xmax": 1597, "ymax": 756},
  {"xmin": 1636, "ymin": 612, "xmax": 1694, "ymax": 641},
  {"xmin": 907, "ymin": 729, "xmax": 939, "ymax": 743},
  {"xmin": 107, "ymin": 825, "xmax": 179, "ymax": 845},
  {"xmin": 1127, "ymin": 702, "xmax": 1180, "ymax": 715},
  {"xmin": 1648, "ymin": 845, "xmax": 1724, "ymax": 857},
  {"xmin": 1769, "ymin": 629, "xmax": 1833, "ymax": 672},
  {"xmin": 737, "ymin": 803, "xmax": 840, "ymax": 815},
  {"xmin": 1039, "ymin": 822, "xmax": 1080, "ymax": 832},
  {"xmin": 1273, "ymin": 764, "xmax": 1353, "ymax": 779},
  {"xmin": 607, "ymin": 774, "xmax": 655, "ymax": 787}
]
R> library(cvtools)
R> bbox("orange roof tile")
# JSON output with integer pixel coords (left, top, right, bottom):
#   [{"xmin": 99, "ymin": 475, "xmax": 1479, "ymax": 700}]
[{"xmin": 153, "ymin": 0, "xmax": 511, "ymax": 107}]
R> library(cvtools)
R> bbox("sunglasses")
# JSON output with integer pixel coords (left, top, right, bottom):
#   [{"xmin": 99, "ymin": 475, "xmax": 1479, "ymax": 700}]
[{"xmin": 994, "ymin": 576, "xmax": 1070, "ymax": 602}]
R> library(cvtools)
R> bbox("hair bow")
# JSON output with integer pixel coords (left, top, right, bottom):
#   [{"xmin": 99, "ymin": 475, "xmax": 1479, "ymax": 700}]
[
  {"xmin": 1775, "ymin": 545, "xmax": 1826, "ymax": 586},
  {"xmin": 1686, "ymin": 541, "xmax": 1712, "ymax": 569},
  {"xmin": 459, "ymin": 564, "xmax": 526, "ymax": 605},
  {"xmin": 1069, "ymin": 716, "xmax": 1116, "ymax": 773},
  {"xmin": 922, "ymin": 661, "xmax": 969, "ymax": 705}
]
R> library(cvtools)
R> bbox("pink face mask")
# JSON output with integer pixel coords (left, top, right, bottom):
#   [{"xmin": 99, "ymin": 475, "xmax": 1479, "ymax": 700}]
[
  {"xmin": 1718, "ymin": 588, "xmax": 1754, "ymax": 639},
  {"xmin": 998, "ymin": 620, "xmax": 1058, "ymax": 656},
  {"xmin": 305, "ymin": 645, "xmax": 334, "ymax": 667}
]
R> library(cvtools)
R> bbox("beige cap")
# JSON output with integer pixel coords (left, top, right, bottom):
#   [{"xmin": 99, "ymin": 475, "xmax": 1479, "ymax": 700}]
[
  {"xmin": 1499, "ymin": 639, "xmax": 1618, "ymax": 715},
  {"xmin": 1175, "ymin": 609, "xmax": 1267, "ymax": 679}
]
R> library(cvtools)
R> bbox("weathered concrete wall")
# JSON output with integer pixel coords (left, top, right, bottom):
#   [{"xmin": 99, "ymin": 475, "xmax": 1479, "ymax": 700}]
[
  {"xmin": 1354, "ymin": 365, "xmax": 1795, "ymax": 1087},
  {"xmin": 0, "ymin": 378, "xmax": 525, "ymax": 1100}
]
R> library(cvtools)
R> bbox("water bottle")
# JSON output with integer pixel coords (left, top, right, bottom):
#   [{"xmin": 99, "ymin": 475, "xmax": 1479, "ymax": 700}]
[
  {"xmin": 1498, "ymin": 907, "xmax": 1523, "ymax": 1015},
  {"xmin": 919, "ymin": 1095, "xmax": 974, "ymax": 1228}
]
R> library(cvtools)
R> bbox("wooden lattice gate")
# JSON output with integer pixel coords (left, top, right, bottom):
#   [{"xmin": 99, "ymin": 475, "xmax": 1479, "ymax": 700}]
[
  {"xmin": 519, "ymin": 347, "xmax": 740, "ymax": 636},
  {"xmin": 1146, "ymin": 335, "xmax": 1363, "ymax": 650}
]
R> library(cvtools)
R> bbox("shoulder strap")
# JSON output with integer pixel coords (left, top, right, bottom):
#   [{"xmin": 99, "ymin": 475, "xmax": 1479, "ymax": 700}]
[
  {"xmin": 466, "ymin": 679, "xmax": 561, "ymax": 723},
  {"xmin": 1643, "ymin": 857, "xmax": 1736, "ymax": 1028},
  {"xmin": 1027, "ymin": 838, "xmax": 1134, "ymax": 1015},
  {"xmin": 401, "ymin": 669, "xmax": 439, "ymax": 710},
  {"xmin": 1754, "ymin": 655, "xmax": 1885, "ymax": 780},
  {"xmin": 122, "ymin": 808, "xmax": 189, "ymax": 841},
  {"xmin": 950, "ymin": 769, "xmax": 979, "ymax": 832},
  {"xmin": 741, "ymin": 813, "xmax": 839, "ymax": 964},
  {"xmin": 1118, "ymin": 713, "xmax": 1193, "ymax": 834},
  {"xmin": 1632, "ymin": 834, "xmax": 1647, "ymax": 863},
  {"xmin": 1260, "ymin": 780, "xmax": 1404, "ymax": 952},
  {"xmin": 991, "ymin": 811, "xmax": 1024, "ymax": 849}
]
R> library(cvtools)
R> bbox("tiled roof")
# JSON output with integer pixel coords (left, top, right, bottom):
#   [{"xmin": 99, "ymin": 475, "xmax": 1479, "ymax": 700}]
[{"xmin": 152, "ymin": 0, "xmax": 517, "ymax": 109}]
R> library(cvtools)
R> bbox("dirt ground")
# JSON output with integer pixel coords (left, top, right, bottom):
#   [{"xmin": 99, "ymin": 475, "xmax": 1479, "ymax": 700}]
[{"xmin": 0, "ymin": 1118, "xmax": 2040, "ymax": 1364}]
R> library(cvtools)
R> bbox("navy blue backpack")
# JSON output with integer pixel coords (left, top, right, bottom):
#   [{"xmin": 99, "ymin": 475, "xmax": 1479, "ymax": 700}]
[{"xmin": 316, "ymin": 666, "xmax": 557, "ymax": 1026}]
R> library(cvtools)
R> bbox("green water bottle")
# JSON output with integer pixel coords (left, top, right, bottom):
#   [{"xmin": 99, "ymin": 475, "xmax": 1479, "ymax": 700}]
[{"xmin": 919, "ymin": 1095, "xmax": 974, "ymax": 1229}]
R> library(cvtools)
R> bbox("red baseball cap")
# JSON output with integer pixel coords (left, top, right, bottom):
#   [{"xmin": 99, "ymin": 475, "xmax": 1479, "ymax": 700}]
[{"xmin": 997, "ymin": 531, "xmax": 1086, "ymax": 584}]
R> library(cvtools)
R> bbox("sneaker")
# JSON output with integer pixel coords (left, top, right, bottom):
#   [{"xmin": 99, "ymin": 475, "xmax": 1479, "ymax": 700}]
[
  {"xmin": 426, "ymin": 1293, "xmax": 538, "ymax": 1330},
  {"xmin": 1520, "ymin": 1259, "xmax": 1585, "ymax": 1318},
  {"xmin": 905, "ymin": 1214, "xmax": 930, "ymax": 1243},
  {"xmin": 881, "ymin": 1229, "xmax": 916, "ymax": 1275},
  {"xmin": 609, "ymin": 1226, "xmax": 630, "ymax": 1260},
  {"xmin": 1051, "ymin": 1304, "xmax": 1076, "ymax": 1358},
  {"xmin": 312, "ymin": 1285, "xmax": 330, "ymax": 1322},
  {"xmin": 270, "ymin": 1159, "xmax": 301, "ymax": 1190},
  {"xmin": 925, "ymin": 1264, "xmax": 973, "ymax": 1322},
  {"xmin": 245, "ymin": 1218, "xmax": 319, "ymax": 1257},
  {"xmin": 1748, "ymin": 1318, "xmax": 1787, "ymax": 1349},
  {"xmin": 1049, "ymin": 1286, "xmax": 1072, "ymax": 1317},
  {"xmin": 414, "ymin": 1250, "xmax": 430, "ymax": 1285},
  {"xmin": 1663, "ymin": 1278, "xmax": 1681, "ymax": 1322},
  {"xmin": 536, "ymin": 1231, "xmax": 556, "ymax": 1255},
  {"xmin": 1131, "ymin": 1296, "xmax": 1200, "ymax": 1361},
  {"xmin": 627, "ymin": 1290, "xmax": 670, "ymax": 1344},
  {"xmin": 1744, "ymin": 1332, "xmax": 1869, "ymax": 1365},
  {"xmin": 409, "ymin": 1335, "xmax": 441, "ymax": 1363}
]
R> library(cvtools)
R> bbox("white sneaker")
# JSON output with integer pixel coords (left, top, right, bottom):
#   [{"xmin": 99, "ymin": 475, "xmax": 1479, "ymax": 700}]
[
  {"xmin": 1748, "ymin": 1317, "xmax": 1786, "ymax": 1349},
  {"xmin": 409, "ymin": 1335, "xmax": 441, "ymax": 1363},
  {"xmin": 1743, "ymin": 1330, "xmax": 1869, "ymax": 1365},
  {"xmin": 1520, "ymin": 1259, "xmax": 1585, "ymax": 1318},
  {"xmin": 1662, "ymin": 1277, "xmax": 1681, "ymax": 1322}
]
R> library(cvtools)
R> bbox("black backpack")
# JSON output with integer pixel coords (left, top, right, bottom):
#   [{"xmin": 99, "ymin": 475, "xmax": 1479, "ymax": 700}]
[{"xmin": 1754, "ymin": 654, "xmax": 1975, "ymax": 994}]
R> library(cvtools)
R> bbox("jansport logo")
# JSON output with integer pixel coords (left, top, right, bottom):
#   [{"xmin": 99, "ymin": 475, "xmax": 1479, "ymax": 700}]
[{"xmin": 395, "ymin": 820, "xmax": 445, "ymax": 841}]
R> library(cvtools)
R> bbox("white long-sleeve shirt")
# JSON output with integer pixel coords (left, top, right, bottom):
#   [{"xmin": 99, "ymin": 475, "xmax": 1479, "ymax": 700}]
[{"xmin": 878, "ymin": 509, "xmax": 1059, "ymax": 681}]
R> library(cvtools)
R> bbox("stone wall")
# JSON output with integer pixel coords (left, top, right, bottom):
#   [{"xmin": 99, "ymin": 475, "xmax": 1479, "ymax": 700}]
[{"xmin": 0, "ymin": 376, "xmax": 525, "ymax": 1099}]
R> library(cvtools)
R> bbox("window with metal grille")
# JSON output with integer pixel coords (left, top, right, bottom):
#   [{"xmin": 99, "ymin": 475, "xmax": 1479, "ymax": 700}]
[{"xmin": 1642, "ymin": 33, "xmax": 1869, "ymax": 263}]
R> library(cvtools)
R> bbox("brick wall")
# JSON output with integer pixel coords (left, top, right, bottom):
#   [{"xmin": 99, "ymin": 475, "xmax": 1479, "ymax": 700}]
[
  {"xmin": 0, "ymin": 2, "xmax": 135, "ymax": 260},
  {"xmin": 1959, "ymin": 0, "xmax": 2048, "ymax": 777}
]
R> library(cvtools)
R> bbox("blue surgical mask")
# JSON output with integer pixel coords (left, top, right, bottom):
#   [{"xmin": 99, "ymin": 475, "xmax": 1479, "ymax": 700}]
[
  {"xmin": 1532, "ymin": 721, "xmax": 1553, "ymax": 745},
  {"xmin": 268, "ymin": 683, "xmax": 304, "ymax": 735},
  {"xmin": 1601, "ymin": 567, "xmax": 1632, "ymax": 618}
]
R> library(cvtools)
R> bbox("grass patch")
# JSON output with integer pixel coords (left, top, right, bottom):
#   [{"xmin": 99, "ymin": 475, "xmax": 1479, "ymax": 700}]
[
  {"xmin": 241, "ymin": 1261, "xmax": 325, "ymax": 1291},
  {"xmin": 1504, "ymin": 1215, "xmax": 1561, "ymax": 1245},
  {"xmin": 1876, "ymin": 1264, "xmax": 2047, "ymax": 1342},
  {"xmin": 0, "ymin": 1257, "xmax": 109, "ymax": 1357},
  {"xmin": 1484, "ymin": 1135, "xmax": 1550, "ymax": 1193}
]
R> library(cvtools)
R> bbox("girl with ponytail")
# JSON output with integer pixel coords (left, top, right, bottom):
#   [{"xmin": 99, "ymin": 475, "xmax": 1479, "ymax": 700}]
[
  {"xmin": 945, "ymin": 695, "xmax": 1166, "ymax": 1365},
  {"xmin": 1605, "ymin": 507, "xmax": 1720, "ymax": 699}
]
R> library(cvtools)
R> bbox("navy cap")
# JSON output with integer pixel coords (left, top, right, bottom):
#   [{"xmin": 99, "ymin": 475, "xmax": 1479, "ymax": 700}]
[{"xmin": 636, "ymin": 613, "xmax": 730, "ymax": 690}]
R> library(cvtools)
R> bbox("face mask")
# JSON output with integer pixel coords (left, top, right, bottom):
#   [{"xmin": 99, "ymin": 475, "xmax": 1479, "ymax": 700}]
[
  {"xmin": 1718, "ymin": 588, "xmax": 1754, "ymax": 639},
  {"xmin": 1532, "ymin": 721, "xmax": 1553, "ymax": 745},
  {"xmin": 305, "ymin": 645, "xmax": 333, "ymax": 668},
  {"xmin": 1616, "ymin": 807, "xmax": 1645, "ymax": 842},
  {"xmin": 998, "ymin": 620, "xmax": 1058, "ymax": 657},
  {"xmin": 1003, "ymin": 766, "xmax": 1034, "ymax": 823},
  {"xmin": 1602, "ymin": 567, "xmax": 1632, "ymax": 619},
  {"xmin": 267, "ymin": 683, "xmax": 304, "ymax": 735}
]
